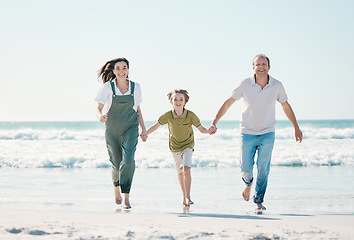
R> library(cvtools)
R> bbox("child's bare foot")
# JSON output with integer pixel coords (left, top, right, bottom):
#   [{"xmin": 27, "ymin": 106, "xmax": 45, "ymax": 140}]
[
  {"xmin": 123, "ymin": 194, "xmax": 131, "ymax": 209},
  {"xmin": 183, "ymin": 197, "xmax": 187, "ymax": 206},
  {"xmin": 242, "ymin": 186, "xmax": 252, "ymax": 201},
  {"xmin": 186, "ymin": 197, "xmax": 194, "ymax": 206},
  {"xmin": 114, "ymin": 186, "xmax": 122, "ymax": 205},
  {"xmin": 183, "ymin": 197, "xmax": 194, "ymax": 206}
]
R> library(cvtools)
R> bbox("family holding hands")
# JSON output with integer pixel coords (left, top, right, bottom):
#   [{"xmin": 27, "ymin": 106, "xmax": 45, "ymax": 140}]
[{"xmin": 95, "ymin": 55, "xmax": 302, "ymax": 212}]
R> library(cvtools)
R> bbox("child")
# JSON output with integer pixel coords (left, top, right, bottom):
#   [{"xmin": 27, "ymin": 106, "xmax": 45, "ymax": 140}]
[{"xmin": 143, "ymin": 89, "xmax": 210, "ymax": 206}]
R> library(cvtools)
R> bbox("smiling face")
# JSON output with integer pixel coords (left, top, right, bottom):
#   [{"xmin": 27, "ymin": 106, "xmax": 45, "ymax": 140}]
[
  {"xmin": 113, "ymin": 61, "xmax": 129, "ymax": 79},
  {"xmin": 253, "ymin": 56, "xmax": 270, "ymax": 78},
  {"xmin": 171, "ymin": 93, "xmax": 186, "ymax": 110}
]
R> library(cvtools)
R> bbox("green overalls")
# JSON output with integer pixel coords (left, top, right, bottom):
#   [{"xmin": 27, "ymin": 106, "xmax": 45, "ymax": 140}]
[{"xmin": 105, "ymin": 80, "xmax": 139, "ymax": 194}]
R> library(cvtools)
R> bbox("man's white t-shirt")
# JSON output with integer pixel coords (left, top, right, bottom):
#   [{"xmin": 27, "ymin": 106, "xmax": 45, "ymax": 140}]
[
  {"xmin": 232, "ymin": 75, "xmax": 288, "ymax": 135},
  {"xmin": 95, "ymin": 80, "xmax": 142, "ymax": 115}
]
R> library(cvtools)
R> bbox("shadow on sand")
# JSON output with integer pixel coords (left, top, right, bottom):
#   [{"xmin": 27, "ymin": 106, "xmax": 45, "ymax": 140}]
[{"xmin": 173, "ymin": 212, "xmax": 280, "ymax": 220}]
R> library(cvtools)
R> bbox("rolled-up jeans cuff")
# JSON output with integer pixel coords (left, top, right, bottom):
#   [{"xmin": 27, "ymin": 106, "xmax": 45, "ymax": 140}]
[{"xmin": 242, "ymin": 177, "xmax": 253, "ymax": 186}]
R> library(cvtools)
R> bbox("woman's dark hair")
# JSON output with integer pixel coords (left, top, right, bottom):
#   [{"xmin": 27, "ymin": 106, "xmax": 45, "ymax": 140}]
[{"xmin": 97, "ymin": 57, "xmax": 130, "ymax": 83}]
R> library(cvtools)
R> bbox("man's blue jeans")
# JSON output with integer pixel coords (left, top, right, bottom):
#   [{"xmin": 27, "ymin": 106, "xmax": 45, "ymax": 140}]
[{"xmin": 240, "ymin": 132, "xmax": 275, "ymax": 204}]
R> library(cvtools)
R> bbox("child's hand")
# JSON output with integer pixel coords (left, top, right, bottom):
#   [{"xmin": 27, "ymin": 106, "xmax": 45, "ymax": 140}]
[
  {"xmin": 140, "ymin": 132, "xmax": 148, "ymax": 142},
  {"xmin": 208, "ymin": 125, "xmax": 217, "ymax": 135}
]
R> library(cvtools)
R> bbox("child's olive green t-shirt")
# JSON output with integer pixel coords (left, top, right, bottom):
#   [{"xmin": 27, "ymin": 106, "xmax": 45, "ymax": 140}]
[{"xmin": 158, "ymin": 109, "xmax": 201, "ymax": 153}]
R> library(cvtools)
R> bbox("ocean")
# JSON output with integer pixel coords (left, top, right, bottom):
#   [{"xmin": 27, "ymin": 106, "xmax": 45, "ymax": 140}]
[
  {"xmin": 0, "ymin": 120, "xmax": 353, "ymax": 215},
  {"xmin": 1, "ymin": 120, "xmax": 353, "ymax": 168}
]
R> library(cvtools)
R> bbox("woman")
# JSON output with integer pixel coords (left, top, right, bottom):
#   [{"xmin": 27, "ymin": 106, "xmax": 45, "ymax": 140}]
[{"xmin": 95, "ymin": 57, "xmax": 147, "ymax": 209}]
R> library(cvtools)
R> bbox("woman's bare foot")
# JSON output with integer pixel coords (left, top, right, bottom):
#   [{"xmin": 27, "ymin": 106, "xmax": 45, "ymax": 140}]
[
  {"xmin": 123, "ymin": 194, "xmax": 131, "ymax": 209},
  {"xmin": 114, "ymin": 186, "xmax": 122, "ymax": 205},
  {"xmin": 242, "ymin": 185, "xmax": 252, "ymax": 201}
]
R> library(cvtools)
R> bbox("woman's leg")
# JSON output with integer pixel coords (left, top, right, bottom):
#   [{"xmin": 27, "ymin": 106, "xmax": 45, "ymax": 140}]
[
  {"xmin": 120, "ymin": 125, "xmax": 139, "ymax": 209},
  {"xmin": 105, "ymin": 133, "xmax": 123, "ymax": 205},
  {"xmin": 112, "ymin": 168, "xmax": 122, "ymax": 205}
]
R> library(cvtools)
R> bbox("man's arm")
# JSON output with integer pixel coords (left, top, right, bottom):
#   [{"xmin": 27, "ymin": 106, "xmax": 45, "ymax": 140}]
[
  {"xmin": 281, "ymin": 101, "xmax": 303, "ymax": 143},
  {"xmin": 210, "ymin": 97, "xmax": 236, "ymax": 134}
]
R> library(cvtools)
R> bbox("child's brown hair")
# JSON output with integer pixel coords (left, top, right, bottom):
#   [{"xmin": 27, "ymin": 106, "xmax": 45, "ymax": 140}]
[{"xmin": 167, "ymin": 89, "xmax": 190, "ymax": 103}]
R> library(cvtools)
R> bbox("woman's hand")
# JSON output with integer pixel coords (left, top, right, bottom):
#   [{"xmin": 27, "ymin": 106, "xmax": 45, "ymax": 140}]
[
  {"xmin": 99, "ymin": 114, "xmax": 108, "ymax": 123},
  {"xmin": 96, "ymin": 103, "xmax": 107, "ymax": 122}
]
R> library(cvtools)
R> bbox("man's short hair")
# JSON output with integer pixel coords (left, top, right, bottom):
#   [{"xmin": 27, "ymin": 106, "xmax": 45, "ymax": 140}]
[{"xmin": 253, "ymin": 54, "xmax": 270, "ymax": 67}]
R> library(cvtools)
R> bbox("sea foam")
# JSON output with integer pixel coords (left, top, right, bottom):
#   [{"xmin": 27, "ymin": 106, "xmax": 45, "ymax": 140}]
[{"xmin": 0, "ymin": 124, "xmax": 353, "ymax": 168}]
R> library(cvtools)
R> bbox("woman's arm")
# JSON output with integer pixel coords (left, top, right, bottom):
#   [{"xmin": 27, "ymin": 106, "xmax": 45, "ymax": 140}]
[
  {"xmin": 137, "ymin": 105, "xmax": 147, "ymax": 141},
  {"xmin": 96, "ymin": 103, "xmax": 107, "ymax": 122}
]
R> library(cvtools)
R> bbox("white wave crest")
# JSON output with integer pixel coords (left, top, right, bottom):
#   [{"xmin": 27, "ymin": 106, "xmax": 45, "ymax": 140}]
[{"xmin": 0, "ymin": 127, "xmax": 353, "ymax": 168}]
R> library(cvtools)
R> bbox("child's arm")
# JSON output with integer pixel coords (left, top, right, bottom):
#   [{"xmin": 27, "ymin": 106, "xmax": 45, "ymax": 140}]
[
  {"xmin": 146, "ymin": 122, "xmax": 161, "ymax": 136},
  {"xmin": 197, "ymin": 125, "xmax": 210, "ymax": 134}
]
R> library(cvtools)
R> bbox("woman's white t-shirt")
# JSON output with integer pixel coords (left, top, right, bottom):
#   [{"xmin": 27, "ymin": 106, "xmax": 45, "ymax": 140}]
[{"xmin": 95, "ymin": 80, "xmax": 142, "ymax": 115}]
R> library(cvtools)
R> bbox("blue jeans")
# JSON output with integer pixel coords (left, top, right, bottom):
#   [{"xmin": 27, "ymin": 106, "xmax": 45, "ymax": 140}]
[{"xmin": 240, "ymin": 132, "xmax": 275, "ymax": 204}]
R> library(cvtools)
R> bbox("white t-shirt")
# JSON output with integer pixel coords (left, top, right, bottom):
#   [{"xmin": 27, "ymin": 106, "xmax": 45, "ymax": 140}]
[
  {"xmin": 232, "ymin": 75, "xmax": 288, "ymax": 135},
  {"xmin": 95, "ymin": 80, "xmax": 142, "ymax": 115}
]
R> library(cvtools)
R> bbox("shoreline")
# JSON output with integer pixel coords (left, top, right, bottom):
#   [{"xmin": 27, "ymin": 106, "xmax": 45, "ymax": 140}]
[
  {"xmin": 1, "ymin": 167, "xmax": 353, "ymax": 215},
  {"xmin": 1, "ymin": 209, "xmax": 353, "ymax": 239}
]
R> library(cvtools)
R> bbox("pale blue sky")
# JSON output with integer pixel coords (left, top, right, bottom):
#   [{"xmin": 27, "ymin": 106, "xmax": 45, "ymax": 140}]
[{"xmin": 1, "ymin": 0, "xmax": 353, "ymax": 121}]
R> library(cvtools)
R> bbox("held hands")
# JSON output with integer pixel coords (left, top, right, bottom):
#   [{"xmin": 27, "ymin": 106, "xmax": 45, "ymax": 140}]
[
  {"xmin": 208, "ymin": 125, "xmax": 217, "ymax": 135},
  {"xmin": 140, "ymin": 131, "xmax": 148, "ymax": 142}
]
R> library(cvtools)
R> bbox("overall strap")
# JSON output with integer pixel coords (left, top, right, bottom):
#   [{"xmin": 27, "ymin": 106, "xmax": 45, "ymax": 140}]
[
  {"xmin": 130, "ymin": 81, "xmax": 135, "ymax": 96},
  {"xmin": 110, "ymin": 80, "xmax": 117, "ymax": 97}
]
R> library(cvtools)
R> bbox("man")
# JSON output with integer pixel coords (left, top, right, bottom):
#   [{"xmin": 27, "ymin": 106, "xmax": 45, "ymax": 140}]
[{"xmin": 210, "ymin": 54, "xmax": 302, "ymax": 212}]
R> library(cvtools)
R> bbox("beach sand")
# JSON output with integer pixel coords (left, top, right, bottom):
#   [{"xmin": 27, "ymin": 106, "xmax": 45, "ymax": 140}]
[{"xmin": 1, "ymin": 209, "xmax": 353, "ymax": 239}]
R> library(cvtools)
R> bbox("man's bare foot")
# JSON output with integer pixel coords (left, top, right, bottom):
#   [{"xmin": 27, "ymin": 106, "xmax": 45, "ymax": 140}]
[
  {"xmin": 123, "ymin": 194, "xmax": 131, "ymax": 209},
  {"xmin": 255, "ymin": 203, "xmax": 266, "ymax": 211},
  {"xmin": 114, "ymin": 186, "xmax": 122, "ymax": 205},
  {"xmin": 242, "ymin": 186, "xmax": 252, "ymax": 201}
]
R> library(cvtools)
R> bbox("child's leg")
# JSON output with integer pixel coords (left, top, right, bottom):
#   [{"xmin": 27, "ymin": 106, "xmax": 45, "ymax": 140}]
[
  {"xmin": 181, "ymin": 149, "xmax": 193, "ymax": 205},
  {"xmin": 182, "ymin": 166, "xmax": 193, "ymax": 205},
  {"xmin": 178, "ymin": 171, "xmax": 187, "ymax": 205},
  {"xmin": 173, "ymin": 149, "xmax": 194, "ymax": 206}
]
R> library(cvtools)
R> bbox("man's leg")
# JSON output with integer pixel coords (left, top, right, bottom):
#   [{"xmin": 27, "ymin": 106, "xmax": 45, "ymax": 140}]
[
  {"xmin": 254, "ymin": 132, "xmax": 275, "ymax": 204},
  {"xmin": 240, "ymin": 134, "xmax": 257, "ymax": 201}
]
